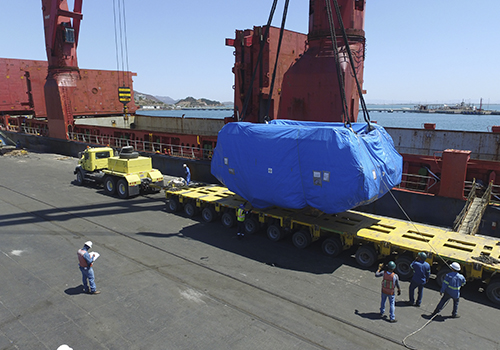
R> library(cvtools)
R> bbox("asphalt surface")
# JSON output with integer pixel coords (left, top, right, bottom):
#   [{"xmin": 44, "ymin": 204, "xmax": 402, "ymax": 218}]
[{"xmin": 0, "ymin": 150, "xmax": 499, "ymax": 350}]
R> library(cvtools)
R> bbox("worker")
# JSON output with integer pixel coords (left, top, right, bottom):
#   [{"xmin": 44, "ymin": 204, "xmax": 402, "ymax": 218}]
[
  {"xmin": 236, "ymin": 204, "xmax": 246, "ymax": 239},
  {"xmin": 375, "ymin": 261, "xmax": 401, "ymax": 323},
  {"xmin": 77, "ymin": 241, "xmax": 101, "ymax": 295},
  {"xmin": 183, "ymin": 163, "xmax": 191, "ymax": 185},
  {"xmin": 408, "ymin": 252, "xmax": 431, "ymax": 307},
  {"xmin": 431, "ymin": 262, "xmax": 466, "ymax": 318}
]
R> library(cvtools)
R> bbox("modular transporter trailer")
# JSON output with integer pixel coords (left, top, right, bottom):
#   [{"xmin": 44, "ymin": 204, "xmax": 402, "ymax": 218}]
[{"xmin": 165, "ymin": 185, "xmax": 500, "ymax": 305}]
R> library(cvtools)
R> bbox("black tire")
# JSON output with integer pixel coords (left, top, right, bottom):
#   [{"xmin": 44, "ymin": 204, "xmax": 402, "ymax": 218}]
[
  {"xmin": 395, "ymin": 255, "xmax": 414, "ymax": 280},
  {"xmin": 103, "ymin": 176, "xmax": 116, "ymax": 195},
  {"xmin": 221, "ymin": 212, "xmax": 235, "ymax": 228},
  {"xmin": 267, "ymin": 224, "xmax": 284, "ymax": 242},
  {"xmin": 436, "ymin": 267, "xmax": 451, "ymax": 287},
  {"xmin": 486, "ymin": 280, "xmax": 500, "ymax": 306},
  {"xmin": 244, "ymin": 217, "xmax": 259, "ymax": 235},
  {"xmin": 75, "ymin": 169, "xmax": 84, "ymax": 186},
  {"xmin": 117, "ymin": 179, "xmax": 129, "ymax": 199},
  {"xmin": 292, "ymin": 230, "xmax": 312, "ymax": 249},
  {"xmin": 202, "ymin": 207, "xmax": 216, "ymax": 223},
  {"xmin": 184, "ymin": 203, "xmax": 197, "ymax": 217},
  {"xmin": 355, "ymin": 245, "xmax": 377, "ymax": 267},
  {"xmin": 167, "ymin": 198, "xmax": 180, "ymax": 212},
  {"xmin": 321, "ymin": 237, "xmax": 343, "ymax": 257},
  {"xmin": 119, "ymin": 152, "xmax": 139, "ymax": 159}
]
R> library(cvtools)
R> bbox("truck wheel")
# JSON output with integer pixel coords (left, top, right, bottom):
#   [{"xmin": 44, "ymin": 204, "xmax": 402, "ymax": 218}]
[
  {"xmin": 184, "ymin": 203, "xmax": 197, "ymax": 217},
  {"xmin": 117, "ymin": 179, "xmax": 129, "ymax": 199},
  {"xmin": 167, "ymin": 198, "xmax": 180, "ymax": 212},
  {"xmin": 244, "ymin": 217, "xmax": 259, "ymax": 235},
  {"xmin": 267, "ymin": 224, "xmax": 284, "ymax": 242},
  {"xmin": 202, "ymin": 207, "xmax": 216, "ymax": 223},
  {"xmin": 75, "ymin": 169, "xmax": 84, "ymax": 186},
  {"xmin": 292, "ymin": 230, "xmax": 312, "ymax": 249},
  {"xmin": 436, "ymin": 267, "xmax": 451, "ymax": 287},
  {"xmin": 486, "ymin": 280, "xmax": 500, "ymax": 305},
  {"xmin": 395, "ymin": 255, "xmax": 414, "ymax": 280},
  {"xmin": 104, "ymin": 176, "xmax": 116, "ymax": 195},
  {"xmin": 321, "ymin": 237, "xmax": 343, "ymax": 257},
  {"xmin": 221, "ymin": 212, "xmax": 235, "ymax": 228},
  {"xmin": 355, "ymin": 245, "xmax": 377, "ymax": 267}
]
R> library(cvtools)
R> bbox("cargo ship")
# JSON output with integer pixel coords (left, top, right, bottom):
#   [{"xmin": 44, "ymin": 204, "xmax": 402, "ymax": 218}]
[{"xmin": 1, "ymin": 0, "xmax": 499, "ymax": 236}]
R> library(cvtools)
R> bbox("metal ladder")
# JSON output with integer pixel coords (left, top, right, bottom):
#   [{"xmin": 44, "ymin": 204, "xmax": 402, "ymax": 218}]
[{"xmin": 453, "ymin": 180, "xmax": 493, "ymax": 235}]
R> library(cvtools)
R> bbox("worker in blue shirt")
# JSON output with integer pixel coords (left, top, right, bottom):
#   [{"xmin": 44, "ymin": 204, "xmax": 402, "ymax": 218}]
[
  {"xmin": 431, "ymin": 262, "xmax": 466, "ymax": 318},
  {"xmin": 375, "ymin": 261, "xmax": 401, "ymax": 323},
  {"xmin": 408, "ymin": 252, "xmax": 431, "ymax": 306},
  {"xmin": 183, "ymin": 163, "xmax": 191, "ymax": 185}
]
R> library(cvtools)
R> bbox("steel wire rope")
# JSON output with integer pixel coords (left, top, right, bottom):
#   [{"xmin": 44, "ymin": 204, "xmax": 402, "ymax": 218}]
[
  {"xmin": 263, "ymin": 0, "xmax": 290, "ymax": 121},
  {"xmin": 331, "ymin": 0, "xmax": 371, "ymax": 125},
  {"xmin": 112, "ymin": 0, "xmax": 121, "ymax": 89},
  {"xmin": 240, "ymin": 0, "xmax": 279, "ymax": 121},
  {"xmin": 325, "ymin": 0, "xmax": 351, "ymax": 128}
]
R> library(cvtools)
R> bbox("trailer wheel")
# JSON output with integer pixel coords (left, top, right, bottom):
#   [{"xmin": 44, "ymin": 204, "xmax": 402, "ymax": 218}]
[
  {"xmin": 202, "ymin": 207, "xmax": 216, "ymax": 223},
  {"xmin": 395, "ymin": 255, "xmax": 414, "ymax": 280},
  {"xmin": 167, "ymin": 198, "xmax": 180, "ymax": 212},
  {"xmin": 104, "ymin": 176, "xmax": 116, "ymax": 195},
  {"xmin": 75, "ymin": 169, "xmax": 84, "ymax": 186},
  {"xmin": 244, "ymin": 217, "xmax": 259, "ymax": 235},
  {"xmin": 292, "ymin": 230, "xmax": 312, "ymax": 249},
  {"xmin": 221, "ymin": 212, "xmax": 235, "ymax": 228},
  {"xmin": 436, "ymin": 267, "xmax": 451, "ymax": 287},
  {"xmin": 355, "ymin": 245, "xmax": 377, "ymax": 267},
  {"xmin": 321, "ymin": 237, "xmax": 343, "ymax": 257},
  {"xmin": 117, "ymin": 179, "xmax": 129, "ymax": 199},
  {"xmin": 486, "ymin": 280, "xmax": 500, "ymax": 305},
  {"xmin": 267, "ymin": 224, "xmax": 284, "ymax": 242},
  {"xmin": 184, "ymin": 203, "xmax": 197, "ymax": 217}
]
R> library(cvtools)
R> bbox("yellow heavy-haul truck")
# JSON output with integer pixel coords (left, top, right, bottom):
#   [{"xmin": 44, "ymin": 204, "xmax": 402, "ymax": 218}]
[{"xmin": 74, "ymin": 146, "xmax": 163, "ymax": 198}]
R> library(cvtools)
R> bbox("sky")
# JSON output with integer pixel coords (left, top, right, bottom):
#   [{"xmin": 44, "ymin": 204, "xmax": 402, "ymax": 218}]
[{"xmin": 1, "ymin": 1, "xmax": 499, "ymax": 104}]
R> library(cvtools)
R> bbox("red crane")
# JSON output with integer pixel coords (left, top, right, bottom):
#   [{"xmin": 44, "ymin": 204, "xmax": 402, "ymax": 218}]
[{"xmin": 42, "ymin": 0, "xmax": 83, "ymax": 139}]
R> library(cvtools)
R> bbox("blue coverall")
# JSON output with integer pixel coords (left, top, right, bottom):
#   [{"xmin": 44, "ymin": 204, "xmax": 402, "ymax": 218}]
[{"xmin": 433, "ymin": 271, "xmax": 466, "ymax": 316}]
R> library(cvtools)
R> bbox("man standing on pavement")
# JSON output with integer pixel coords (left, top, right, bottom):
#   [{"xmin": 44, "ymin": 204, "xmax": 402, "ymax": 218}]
[
  {"xmin": 408, "ymin": 252, "xmax": 431, "ymax": 307},
  {"xmin": 375, "ymin": 261, "xmax": 401, "ymax": 323},
  {"xmin": 77, "ymin": 241, "xmax": 101, "ymax": 295},
  {"xmin": 183, "ymin": 163, "xmax": 191, "ymax": 185},
  {"xmin": 431, "ymin": 262, "xmax": 466, "ymax": 318},
  {"xmin": 236, "ymin": 204, "xmax": 246, "ymax": 239}
]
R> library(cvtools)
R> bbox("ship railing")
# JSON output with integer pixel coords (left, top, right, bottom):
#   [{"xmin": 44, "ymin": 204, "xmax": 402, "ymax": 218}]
[
  {"xmin": 396, "ymin": 173, "xmax": 437, "ymax": 193},
  {"xmin": 68, "ymin": 132, "xmax": 203, "ymax": 159}
]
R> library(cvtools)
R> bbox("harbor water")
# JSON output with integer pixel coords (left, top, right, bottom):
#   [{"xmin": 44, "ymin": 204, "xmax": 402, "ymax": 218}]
[{"xmin": 137, "ymin": 104, "xmax": 500, "ymax": 132}]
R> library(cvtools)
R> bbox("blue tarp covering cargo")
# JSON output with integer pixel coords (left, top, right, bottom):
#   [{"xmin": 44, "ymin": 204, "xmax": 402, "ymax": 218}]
[{"xmin": 211, "ymin": 120, "xmax": 402, "ymax": 214}]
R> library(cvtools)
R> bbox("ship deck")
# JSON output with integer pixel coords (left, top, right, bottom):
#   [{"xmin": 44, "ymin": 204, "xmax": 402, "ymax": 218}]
[{"xmin": 0, "ymin": 151, "xmax": 499, "ymax": 350}]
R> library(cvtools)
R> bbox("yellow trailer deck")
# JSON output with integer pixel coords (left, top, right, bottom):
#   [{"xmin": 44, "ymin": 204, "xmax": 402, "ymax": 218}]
[{"xmin": 165, "ymin": 185, "xmax": 500, "ymax": 305}]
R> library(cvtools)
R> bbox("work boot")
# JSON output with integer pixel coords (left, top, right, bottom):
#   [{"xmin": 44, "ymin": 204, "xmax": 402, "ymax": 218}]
[
  {"xmin": 452, "ymin": 314, "xmax": 460, "ymax": 318},
  {"xmin": 389, "ymin": 319, "xmax": 397, "ymax": 323},
  {"xmin": 89, "ymin": 290, "xmax": 101, "ymax": 295}
]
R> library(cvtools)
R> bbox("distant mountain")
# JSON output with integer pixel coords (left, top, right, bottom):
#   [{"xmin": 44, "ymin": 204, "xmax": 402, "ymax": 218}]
[
  {"xmin": 175, "ymin": 96, "xmax": 224, "ymax": 108},
  {"xmin": 154, "ymin": 95, "xmax": 178, "ymax": 104}
]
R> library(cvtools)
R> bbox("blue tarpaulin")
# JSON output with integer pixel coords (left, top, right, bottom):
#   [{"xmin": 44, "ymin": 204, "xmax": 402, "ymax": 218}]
[{"xmin": 211, "ymin": 120, "xmax": 402, "ymax": 214}]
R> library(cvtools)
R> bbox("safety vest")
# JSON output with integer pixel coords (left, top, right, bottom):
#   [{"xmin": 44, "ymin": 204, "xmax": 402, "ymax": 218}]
[
  {"xmin": 77, "ymin": 249, "xmax": 92, "ymax": 268},
  {"xmin": 382, "ymin": 272, "xmax": 395, "ymax": 295},
  {"xmin": 237, "ymin": 208, "xmax": 245, "ymax": 222}
]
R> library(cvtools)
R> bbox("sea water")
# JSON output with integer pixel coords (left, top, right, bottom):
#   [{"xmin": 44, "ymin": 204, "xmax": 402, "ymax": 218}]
[{"xmin": 137, "ymin": 104, "xmax": 500, "ymax": 132}]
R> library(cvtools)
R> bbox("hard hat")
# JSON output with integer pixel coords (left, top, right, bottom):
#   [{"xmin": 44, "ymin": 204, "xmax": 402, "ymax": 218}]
[
  {"xmin": 418, "ymin": 252, "xmax": 427, "ymax": 260},
  {"xmin": 450, "ymin": 262, "xmax": 461, "ymax": 271},
  {"xmin": 387, "ymin": 261, "xmax": 396, "ymax": 270},
  {"xmin": 57, "ymin": 345, "xmax": 73, "ymax": 350},
  {"xmin": 84, "ymin": 241, "xmax": 93, "ymax": 249},
  {"xmin": 239, "ymin": 204, "xmax": 245, "ymax": 209},
  {"xmin": 183, "ymin": 163, "xmax": 187, "ymax": 167}
]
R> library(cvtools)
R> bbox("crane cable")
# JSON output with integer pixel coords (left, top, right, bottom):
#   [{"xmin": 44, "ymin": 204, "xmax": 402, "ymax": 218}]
[
  {"xmin": 113, "ymin": 0, "xmax": 130, "ymax": 89},
  {"xmin": 325, "ymin": 0, "xmax": 351, "ymax": 128},
  {"xmin": 263, "ymin": 0, "xmax": 290, "ymax": 121},
  {"xmin": 240, "ymin": 0, "xmax": 279, "ymax": 121}
]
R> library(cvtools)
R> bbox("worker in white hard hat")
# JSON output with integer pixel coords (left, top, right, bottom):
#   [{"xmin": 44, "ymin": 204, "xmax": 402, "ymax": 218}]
[
  {"xmin": 431, "ymin": 262, "xmax": 466, "ymax": 318},
  {"xmin": 183, "ymin": 163, "xmax": 191, "ymax": 185},
  {"xmin": 408, "ymin": 252, "xmax": 431, "ymax": 307},
  {"xmin": 77, "ymin": 241, "xmax": 101, "ymax": 295}
]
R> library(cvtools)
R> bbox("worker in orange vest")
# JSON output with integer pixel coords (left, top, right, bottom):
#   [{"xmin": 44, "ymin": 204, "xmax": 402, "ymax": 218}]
[{"xmin": 375, "ymin": 261, "xmax": 401, "ymax": 323}]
